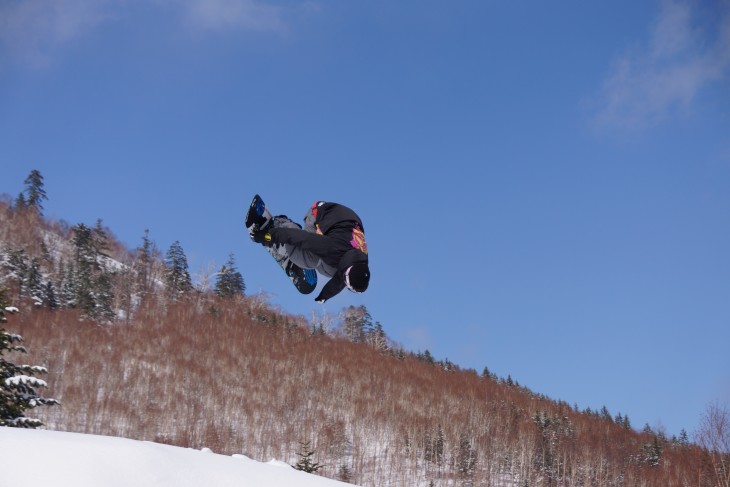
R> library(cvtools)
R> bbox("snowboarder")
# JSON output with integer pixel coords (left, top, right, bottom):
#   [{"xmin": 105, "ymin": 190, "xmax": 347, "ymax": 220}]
[{"xmin": 251, "ymin": 200, "xmax": 370, "ymax": 303}]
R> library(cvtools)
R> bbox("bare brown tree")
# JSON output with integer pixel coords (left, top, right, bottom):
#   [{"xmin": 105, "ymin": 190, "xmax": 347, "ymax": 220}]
[{"xmin": 696, "ymin": 401, "xmax": 730, "ymax": 487}]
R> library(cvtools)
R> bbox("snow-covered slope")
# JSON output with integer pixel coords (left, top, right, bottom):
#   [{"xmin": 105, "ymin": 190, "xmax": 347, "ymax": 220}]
[{"xmin": 0, "ymin": 428, "xmax": 352, "ymax": 487}]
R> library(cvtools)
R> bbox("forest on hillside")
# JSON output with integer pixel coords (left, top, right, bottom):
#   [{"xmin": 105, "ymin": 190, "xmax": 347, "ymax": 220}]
[{"xmin": 2, "ymin": 171, "xmax": 729, "ymax": 487}]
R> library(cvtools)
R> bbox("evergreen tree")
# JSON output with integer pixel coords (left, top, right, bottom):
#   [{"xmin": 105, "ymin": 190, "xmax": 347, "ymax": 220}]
[
  {"xmin": 164, "ymin": 241, "xmax": 192, "ymax": 299},
  {"xmin": 72, "ymin": 223, "xmax": 95, "ymax": 266},
  {"xmin": 71, "ymin": 237, "xmax": 96, "ymax": 316},
  {"xmin": 26, "ymin": 257, "xmax": 43, "ymax": 306},
  {"xmin": 600, "ymin": 406, "xmax": 613, "ymax": 422},
  {"xmin": 3, "ymin": 248, "xmax": 28, "ymax": 302},
  {"xmin": 343, "ymin": 305, "xmax": 372, "ymax": 343},
  {"xmin": 676, "ymin": 429, "xmax": 689, "ymax": 447},
  {"xmin": 292, "ymin": 440, "xmax": 324, "ymax": 473},
  {"xmin": 456, "ymin": 433, "xmax": 477, "ymax": 483},
  {"xmin": 0, "ymin": 290, "xmax": 59, "ymax": 427},
  {"xmin": 92, "ymin": 219, "xmax": 110, "ymax": 261},
  {"xmin": 57, "ymin": 260, "xmax": 76, "ymax": 308},
  {"xmin": 44, "ymin": 281, "xmax": 58, "ymax": 310},
  {"xmin": 368, "ymin": 321, "xmax": 388, "ymax": 352},
  {"xmin": 481, "ymin": 366, "xmax": 492, "ymax": 380},
  {"xmin": 422, "ymin": 349, "xmax": 435, "ymax": 365},
  {"xmin": 13, "ymin": 193, "xmax": 27, "ymax": 210},
  {"xmin": 20, "ymin": 169, "xmax": 47, "ymax": 215},
  {"xmin": 134, "ymin": 229, "xmax": 157, "ymax": 297},
  {"xmin": 642, "ymin": 436, "xmax": 662, "ymax": 466},
  {"xmin": 215, "ymin": 254, "xmax": 245, "ymax": 298},
  {"xmin": 93, "ymin": 270, "xmax": 116, "ymax": 322}
]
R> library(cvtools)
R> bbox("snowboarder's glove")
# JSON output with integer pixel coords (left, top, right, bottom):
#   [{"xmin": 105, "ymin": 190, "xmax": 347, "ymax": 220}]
[{"xmin": 251, "ymin": 229, "xmax": 273, "ymax": 247}]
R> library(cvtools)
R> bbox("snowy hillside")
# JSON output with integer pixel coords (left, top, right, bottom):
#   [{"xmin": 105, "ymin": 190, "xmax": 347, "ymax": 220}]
[{"xmin": 0, "ymin": 428, "xmax": 352, "ymax": 487}]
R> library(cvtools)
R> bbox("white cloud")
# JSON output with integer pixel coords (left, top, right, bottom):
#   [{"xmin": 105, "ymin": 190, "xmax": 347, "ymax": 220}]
[
  {"xmin": 0, "ymin": 0, "xmax": 115, "ymax": 67},
  {"xmin": 0, "ymin": 0, "xmax": 304, "ymax": 68},
  {"xmin": 593, "ymin": 0, "xmax": 730, "ymax": 130},
  {"xmin": 178, "ymin": 0, "xmax": 287, "ymax": 34}
]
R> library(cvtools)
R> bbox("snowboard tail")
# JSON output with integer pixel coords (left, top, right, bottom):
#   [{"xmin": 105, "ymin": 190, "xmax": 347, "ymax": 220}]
[{"xmin": 245, "ymin": 194, "xmax": 317, "ymax": 295}]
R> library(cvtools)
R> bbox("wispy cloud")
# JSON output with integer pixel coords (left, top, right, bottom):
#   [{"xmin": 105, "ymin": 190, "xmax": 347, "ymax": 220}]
[
  {"xmin": 0, "ymin": 0, "xmax": 305, "ymax": 68},
  {"xmin": 0, "ymin": 0, "xmax": 116, "ymax": 67},
  {"xmin": 592, "ymin": 0, "xmax": 730, "ymax": 131},
  {"xmin": 177, "ymin": 0, "xmax": 287, "ymax": 34}
]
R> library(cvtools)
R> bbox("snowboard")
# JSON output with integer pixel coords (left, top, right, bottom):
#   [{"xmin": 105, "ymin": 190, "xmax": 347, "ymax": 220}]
[{"xmin": 245, "ymin": 194, "xmax": 318, "ymax": 295}]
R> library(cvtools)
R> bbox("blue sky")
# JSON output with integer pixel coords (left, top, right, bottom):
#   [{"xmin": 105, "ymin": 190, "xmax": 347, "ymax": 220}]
[{"xmin": 1, "ymin": 0, "xmax": 729, "ymax": 438}]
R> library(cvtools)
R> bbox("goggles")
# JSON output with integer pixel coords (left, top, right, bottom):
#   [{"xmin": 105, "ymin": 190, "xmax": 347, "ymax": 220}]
[{"xmin": 344, "ymin": 265, "xmax": 363, "ymax": 293}]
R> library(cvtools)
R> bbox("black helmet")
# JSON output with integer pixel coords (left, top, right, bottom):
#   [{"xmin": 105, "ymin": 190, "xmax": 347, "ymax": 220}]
[{"xmin": 345, "ymin": 263, "xmax": 370, "ymax": 293}]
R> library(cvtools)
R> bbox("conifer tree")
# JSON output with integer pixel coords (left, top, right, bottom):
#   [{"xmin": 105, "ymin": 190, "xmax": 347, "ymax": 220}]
[
  {"xmin": 13, "ymin": 193, "xmax": 27, "ymax": 210},
  {"xmin": 58, "ymin": 260, "xmax": 76, "ymax": 308},
  {"xmin": 26, "ymin": 257, "xmax": 43, "ymax": 306},
  {"xmin": 93, "ymin": 270, "xmax": 116, "ymax": 322},
  {"xmin": 642, "ymin": 436, "xmax": 662, "ymax": 466},
  {"xmin": 20, "ymin": 169, "xmax": 47, "ymax": 216},
  {"xmin": 293, "ymin": 440, "xmax": 324, "ymax": 473},
  {"xmin": 368, "ymin": 321, "xmax": 388, "ymax": 352},
  {"xmin": 422, "ymin": 349, "xmax": 435, "ymax": 365},
  {"xmin": 92, "ymin": 219, "xmax": 110, "ymax": 261},
  {"xmin": 164, "ymin": 241, "xmax": 192, "ymax": 299},
  {"xmin": 215, "ymin": 254, "xmax": 245, "ymax": 298},
  {"xmin": 0, "ymin": 290, "xmax": 59, "ymax": 427},
  {"xmin": 676, "ymin": 428, "xmax": 689, "ymax": 447},
  {"xmin": 44, "ymin": 281, "xmax": 58, "ymax": 310},
  {"xmin": 3, "ymin": 248, "xmax": 28, "ymax": 302},
  {"xmin": 342, "ymin": 305, "xmax": 373, "ymax": 343},
  {"xmin": 456, "ymin": 433, "xmax": 477, "ymax": 483},
  {"xmin": 134, "ymin": 229, "xmax": 157, "ymax": 297}
]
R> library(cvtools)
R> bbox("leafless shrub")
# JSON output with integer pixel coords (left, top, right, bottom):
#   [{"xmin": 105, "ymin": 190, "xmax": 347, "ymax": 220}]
[{"xmin": 696, "ymin": 401, "xmax": 730, "ymax": 487}]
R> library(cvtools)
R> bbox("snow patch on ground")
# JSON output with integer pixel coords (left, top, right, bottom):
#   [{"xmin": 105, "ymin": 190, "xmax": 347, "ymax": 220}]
[{"xmin": 0, "ymin": 428, "xmax": 352, "ymax": 487}]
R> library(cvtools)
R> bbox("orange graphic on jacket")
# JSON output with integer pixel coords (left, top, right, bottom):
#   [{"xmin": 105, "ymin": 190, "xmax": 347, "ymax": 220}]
[{"xmin": 351, "ymin": 227, "xmax": 368, "ymax": 254}]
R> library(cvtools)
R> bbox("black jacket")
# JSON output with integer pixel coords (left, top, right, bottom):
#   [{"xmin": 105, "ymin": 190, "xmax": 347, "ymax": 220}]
[{"xmin": 267, "ymin": 202, "xmax": 368, "ymax": 302}]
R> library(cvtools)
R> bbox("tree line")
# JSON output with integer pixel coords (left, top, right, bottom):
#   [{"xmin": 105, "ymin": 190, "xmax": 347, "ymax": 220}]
[{"xmin": 1, "ymin": 170, "xmax": 245, "ymax": 323}]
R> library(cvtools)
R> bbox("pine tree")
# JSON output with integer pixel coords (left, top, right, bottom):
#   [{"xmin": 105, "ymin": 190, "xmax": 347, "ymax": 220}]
[
  {"xmin": 13, "ymin": 193, "xmax": 27, "ymax": 210},
  {"xmin": 456, "ymin": 433, "xmax": 477, "ymax": 483},
  {"xmin": 72, "ymin": 224, "xmax": 95, "ymax": 266},
  {"xmin": 3, "ymin": 248, "xmax": 28, "ymax": 302},
  {"xmin": 93, "ymin": 270, "xmax": 116, "ymax": 322},
  {"xmin": 164, "ymin": 241, "xmax": 192, "ymax": 299},
  {"xmin": 368, "ymin": 321, "xmax": 388, "ymax": 352},
  {"xmin": 44, "ymin": 281, "xmax": 58, "ymax": 310},
  {"xmin": 642, "ymin": 436, "xmax": 662, "ymax": 466},
  {"xmin": 26, "ymin": 257, "xmax": 43, "ymax": 306},
  {"xmin": 134, "ymin": 229, "xmax": 157, "ymax": 297},
  {"xmin": 57, "ymin": 260, "xmax": 76, "ymax": 308},
  {"xmin": 343, "ymin": 305, "xmax": 372, "ymax": 343},
  {"xmin": 0, "ymin": 290, "xmax": 59, "ymax": 427},
  {"xmin": 600, "ymin": 406, "xmax": 613, "ymax": 422},
  {"xmin": 20, "ymin": 169, "xmax": 47, "ymax": 216},
  {"xmin": 92, "ymin": 219, "xmax": 110, "ymax": 261},
  {"xmin": 293, "ymin": 440, "xmax": 324, "ymax": 473},
  {"xmin": 676, "ymin": 429, "xmax": 689, "ymax": 447},
  {"xmin": 71, "ymin": 230, "xmax": 96, "ymax": 316},
  {"xmin": 422, "ymin": 349, "xmax": 435, "ymax": 365},
  {"xmin": 215, "ymin": 254, "xmax": 245, "ymax": 298}
]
